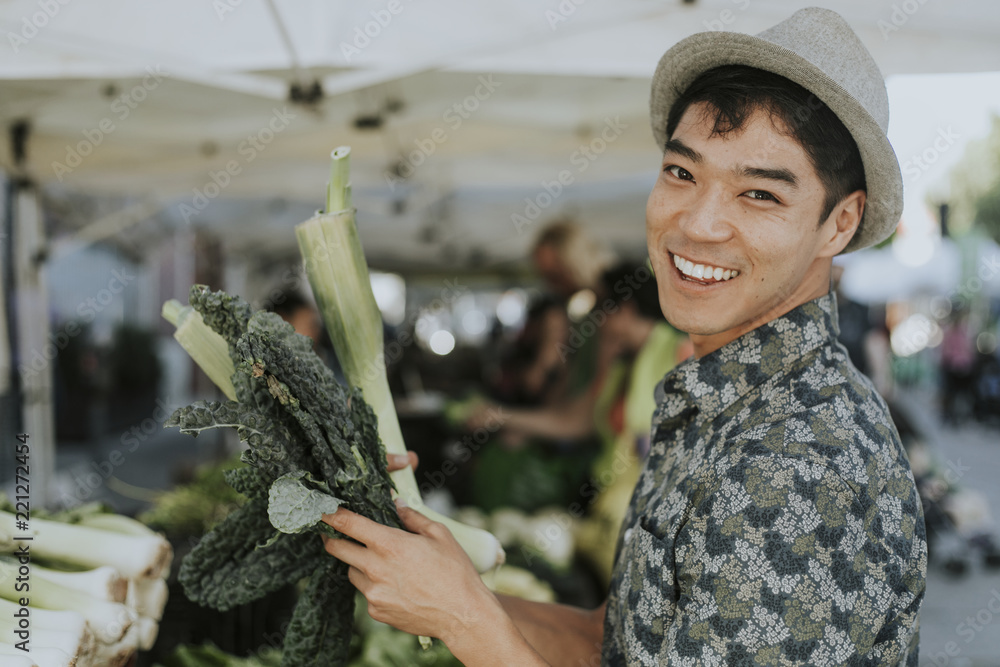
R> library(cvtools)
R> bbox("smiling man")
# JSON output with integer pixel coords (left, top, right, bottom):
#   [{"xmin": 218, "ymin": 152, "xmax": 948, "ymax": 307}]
[{"xmin": 323, "ymin": 7, "xmax": 926, "ymax": 666}]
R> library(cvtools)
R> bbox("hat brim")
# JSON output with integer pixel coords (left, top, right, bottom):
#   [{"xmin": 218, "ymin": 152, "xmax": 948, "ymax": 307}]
[{"xmin": 649, "ymin": 32, "xmax": 903, "ymax": 253}]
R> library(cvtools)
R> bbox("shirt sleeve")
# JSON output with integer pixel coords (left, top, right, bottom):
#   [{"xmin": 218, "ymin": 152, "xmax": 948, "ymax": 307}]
[{"xmin": 657, "ymin": 454, "xmax": 918, "ymax": 666}]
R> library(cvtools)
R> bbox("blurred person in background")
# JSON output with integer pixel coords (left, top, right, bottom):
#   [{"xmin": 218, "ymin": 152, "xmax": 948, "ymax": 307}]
[
  {"xmin": 516, "ymin": 220, "xmax": 615, "ymax": 404},
  {"xmin": 939, "ymin": 309, "xmax": 976, "ymax": 424},
  {"xmin": 266, "ymin": 289, "xmax": 322, "ymax": 345},
  {"xmin": 468, "ymin": 264, "xmax": 687, "ymax": 574}
]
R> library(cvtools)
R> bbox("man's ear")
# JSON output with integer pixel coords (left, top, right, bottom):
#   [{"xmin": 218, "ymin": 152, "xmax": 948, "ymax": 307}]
[{"xmin": 819, "ymin": 190, "xmax": 866, "ymax": 258}]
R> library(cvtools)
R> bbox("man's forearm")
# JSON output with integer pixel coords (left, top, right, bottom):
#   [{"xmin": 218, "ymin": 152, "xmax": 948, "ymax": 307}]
[{"xmin": 497, "ymin": 595, "xmax": 605, "ymax": 667}]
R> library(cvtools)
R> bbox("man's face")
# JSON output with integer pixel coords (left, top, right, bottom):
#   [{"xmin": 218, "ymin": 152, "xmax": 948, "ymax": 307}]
[{"xmin": 647, "ymin": 102, "xmax": 854, "ymax": 355}]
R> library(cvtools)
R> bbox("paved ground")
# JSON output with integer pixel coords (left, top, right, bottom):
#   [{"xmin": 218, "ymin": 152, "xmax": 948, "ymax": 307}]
[{"xmin": 898, "ymin": 388, "xmax": 1000, "ymax": 667}]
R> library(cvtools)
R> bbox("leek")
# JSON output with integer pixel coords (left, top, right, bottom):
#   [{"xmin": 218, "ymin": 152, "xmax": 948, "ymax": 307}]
[
  {"xmin": 0, "ymin": 644, "xmax": 67, "ymax": 667},
  {"xmin": 0, "ymin": 561, "xmax": 134, "ymax": 644},
  {"xmin": 162, "ymin": 300, "xmax": 237, "ymax": 400},
  {"xmin": 0, "ymin": 510, "xmax": 172, "ymax": 580},
  {"xmin": 295, "ymin": 147, "xmax": 505, "ymax": 573},
  {"xmin": 0, "ymin": 599, "xmax": 94, "ymax": 660}
]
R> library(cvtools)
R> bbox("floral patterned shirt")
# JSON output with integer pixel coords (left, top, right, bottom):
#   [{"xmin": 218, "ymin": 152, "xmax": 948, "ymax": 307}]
[{"xmin": 602, "ymin": 293, "xmax": 926, "ymax": 666}]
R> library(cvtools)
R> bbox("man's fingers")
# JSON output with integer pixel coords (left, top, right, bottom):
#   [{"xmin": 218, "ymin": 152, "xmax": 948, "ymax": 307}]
[
  {"xmin": 387, "ymin": 451, "xmax": 419, "ymax": 472},
  {"xmin": 396, "ymin": 502, "xmax": 443, "ymax": 537},
  {"xmin": 322, "ymin": 533, "xmax": 367, "ymax": 568},
  {"xmin": 346, "ymin": 564, "xmax": 371, "ymax": 594},
  {"xmin": 322, "ymin": 507, "xmax": 385, "ymax": 546}
]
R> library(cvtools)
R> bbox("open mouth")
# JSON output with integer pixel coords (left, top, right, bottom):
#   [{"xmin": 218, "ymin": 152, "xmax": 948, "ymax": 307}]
[{"xmin": 671, "ymin": 252, "xmax": 740, "ymax": 285}]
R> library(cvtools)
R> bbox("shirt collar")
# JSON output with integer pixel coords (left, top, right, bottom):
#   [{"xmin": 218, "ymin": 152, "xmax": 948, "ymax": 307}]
[{"xmin": 653, "ymin": 292, "xmax": 840, "ymax": 426}]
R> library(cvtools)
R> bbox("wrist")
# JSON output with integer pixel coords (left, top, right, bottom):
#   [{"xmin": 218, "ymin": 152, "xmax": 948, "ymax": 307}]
[{"xmin": 442, "ymin": 588, "xmax": 540, "ymax": 666}]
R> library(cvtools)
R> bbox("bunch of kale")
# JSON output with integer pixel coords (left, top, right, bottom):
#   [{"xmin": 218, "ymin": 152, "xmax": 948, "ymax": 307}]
[{"xmin": 167, "ymin": 286, "xmax": 400, "ymax": 667}]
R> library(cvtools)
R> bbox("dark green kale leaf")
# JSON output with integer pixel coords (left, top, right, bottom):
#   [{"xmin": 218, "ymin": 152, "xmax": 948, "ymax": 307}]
[
  {"xmin": 179, "ymin": 498, "xmax": 323, "ymax": 611},
  {"xmin": 165, "ymin": 399, "xmax": 309, "ymax": 480},
  {"xmin": 224, "ymin": 465, "xmax": 273, "ymax": 501},
  {"xmin": 280, "ymin": 558, "xmax": 354, "ymax": 667},
  {"xmin": 237, "ymin": 311, "xmax": 399, "ymax": 529}
]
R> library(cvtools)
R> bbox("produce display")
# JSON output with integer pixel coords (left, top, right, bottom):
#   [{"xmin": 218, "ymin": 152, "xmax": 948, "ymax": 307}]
[
  {"xmin": 0, "ymin": 502, "xmax": 172, "ymax": 666},
  {"xmin": 161, "ymin": 147, "xmax": 503, "ymax": 666}
]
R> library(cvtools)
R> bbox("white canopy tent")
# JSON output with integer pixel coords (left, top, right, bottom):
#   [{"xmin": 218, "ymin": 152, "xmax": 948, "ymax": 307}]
[
  {"xmin": 2, "ymin": 0, "xmax": 1000, "ymax": 266},
  {"xmin": 2, "ymin": 0, "xmax": 999, "ymax": 503}
]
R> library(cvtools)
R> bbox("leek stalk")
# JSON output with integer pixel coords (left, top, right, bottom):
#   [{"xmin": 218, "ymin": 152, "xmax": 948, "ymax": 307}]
[{"xmin": 295, "ymin": 147, "xmax": 505, "ymax": 573}]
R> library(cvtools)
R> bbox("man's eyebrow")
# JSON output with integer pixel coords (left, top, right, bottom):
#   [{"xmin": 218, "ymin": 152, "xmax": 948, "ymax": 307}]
[
  {"xmin": 663, "ymin": 138, "xmax": 702, "ymax": 163},
  {"xmin": 734, "ymin": 165, "xmax": 799, "ymax": 189}
]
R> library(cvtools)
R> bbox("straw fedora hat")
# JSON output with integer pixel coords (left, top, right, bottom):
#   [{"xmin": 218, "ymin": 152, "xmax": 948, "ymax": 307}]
[{"xmin": 649, "ymin": 7, "xmax": 902, "ymax": 253}]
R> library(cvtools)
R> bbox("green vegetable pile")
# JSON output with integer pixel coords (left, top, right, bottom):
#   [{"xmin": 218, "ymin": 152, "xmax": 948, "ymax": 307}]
[{"xmin": 167, "ymin": 286, "xmax": 401, "ymax": 667}]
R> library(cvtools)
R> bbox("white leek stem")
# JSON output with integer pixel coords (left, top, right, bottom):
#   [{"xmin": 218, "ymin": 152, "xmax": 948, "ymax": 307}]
[
  {"xmin": 0, "ymin": 510, "xmax": 172, "ymax": 580},
  {"xmin": 0, "ymin": 643, "xmax": 72, "ymax": 667},
  {"xmin": 0, "ymin": 561, "xmax": 135, "ymax": 644},
  {"xmin": 134, "ymin": 616, "xmax": 159, "ymax": 651},
  {"xmin": 33, "ymin": 565, "xmax": 127, "ymax": 604},
  {"xmin": 126, "ymin": 577, "xmax": 168, "ymax": 620}
]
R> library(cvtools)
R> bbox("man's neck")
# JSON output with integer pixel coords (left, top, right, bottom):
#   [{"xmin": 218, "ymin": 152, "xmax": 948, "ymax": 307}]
[{"xmin": 689, "ymin": 269, "xmax": 832, "ymax": 358}]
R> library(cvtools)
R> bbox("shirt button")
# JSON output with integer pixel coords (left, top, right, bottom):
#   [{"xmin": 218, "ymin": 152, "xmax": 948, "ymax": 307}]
[{"xmin": 624, "ymin": 528, "xmax": 634, "ymax": 543}]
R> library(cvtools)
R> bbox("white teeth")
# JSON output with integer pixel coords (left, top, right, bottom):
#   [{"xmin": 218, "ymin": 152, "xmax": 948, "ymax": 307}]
[{"xmin": 672, "ymin": 253, "xmax": 740, "ymax": 282}]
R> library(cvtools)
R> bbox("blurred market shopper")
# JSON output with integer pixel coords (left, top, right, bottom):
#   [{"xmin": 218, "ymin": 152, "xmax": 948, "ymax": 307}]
[
  {"xmin": 468, "ymin": 261, "xmax": 687, "ymax": 583},
  {"xmin": 321, "ymin": 8, "xmax": 926, "ymax": 666},
  {"xmin": 520, "ymin": 220, "xmax": 615, "ymax": 403}
]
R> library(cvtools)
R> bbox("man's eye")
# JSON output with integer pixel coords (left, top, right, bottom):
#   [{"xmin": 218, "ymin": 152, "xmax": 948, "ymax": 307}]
[
  {"xmin": 745, "ymin": 190, "xmax": 777, "ymax": 202},
  {"xmin": 665, "ymin": 165, "xmax": 693, "ymax": 180}
]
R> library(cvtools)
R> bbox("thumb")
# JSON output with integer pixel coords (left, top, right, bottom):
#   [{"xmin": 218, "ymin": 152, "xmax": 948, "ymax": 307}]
[{"xmin": 395, "ymin": 499, "xmax": 438, "ymax": 535}]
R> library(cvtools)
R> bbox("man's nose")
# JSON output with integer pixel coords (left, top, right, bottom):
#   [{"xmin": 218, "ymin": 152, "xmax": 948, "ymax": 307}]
[{"xmin": 678, "ymin": 190, "xmax": 734, "ymax": 243}]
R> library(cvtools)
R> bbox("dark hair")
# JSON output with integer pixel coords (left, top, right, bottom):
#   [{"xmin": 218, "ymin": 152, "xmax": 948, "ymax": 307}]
[
  {"xmin": 601, "ymin": 262, "xmax": 663, "ymax": 321},
  {"xmin": 665, "ymin": 65, "xmax": 865, "ymax": 228},
  {"xmin": 265, "ymin": 289, "xmax": 311, "ymax": 318}
]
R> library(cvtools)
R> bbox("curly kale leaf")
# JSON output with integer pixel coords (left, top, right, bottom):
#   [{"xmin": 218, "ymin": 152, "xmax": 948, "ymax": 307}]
[
  {"xmin": 189, "ymin": 284, "xmax": 253, "ymax": 348},
  {"xmin": 237, "ymin": 312, "xmax": 400, "ymax": 529},
  {"xmin": 179, "ymin": 498, "xmax": 324, "ymax": 611},
  {"xmin": 165, "ymin": 400, "xmax": 311, "ymax": 480},
  {"xmin": 281, "ymin": 558, "xmax": 354, "ymax": 667},
  {"xmin": 224, "ymin": 465, "xmax": 273, "ymax": 500},
  {"xmin": 268, "ymin": 472, "xmax": 343, "ymax": 535}
]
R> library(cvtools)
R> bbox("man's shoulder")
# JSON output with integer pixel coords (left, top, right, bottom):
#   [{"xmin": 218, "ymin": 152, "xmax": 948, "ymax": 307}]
[{"xmin": 718, "ymin": 341, "xmax": 906, "ymax": 500}]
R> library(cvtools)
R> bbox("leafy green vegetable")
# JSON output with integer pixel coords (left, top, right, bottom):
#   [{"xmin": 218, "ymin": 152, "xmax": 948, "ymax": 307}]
[
  {"xmin": 166, "ymin": 286, "xmax": 401, "ymax": 666},
  {"xmin": 267, "ymin": 472, "xmax": 343, "ymax": 535}
]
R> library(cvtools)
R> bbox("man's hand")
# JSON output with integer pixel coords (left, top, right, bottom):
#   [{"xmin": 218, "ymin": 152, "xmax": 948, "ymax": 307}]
[{"xmin": 322, "ymin": 501, "xmax": 500, "ymax": 645}]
